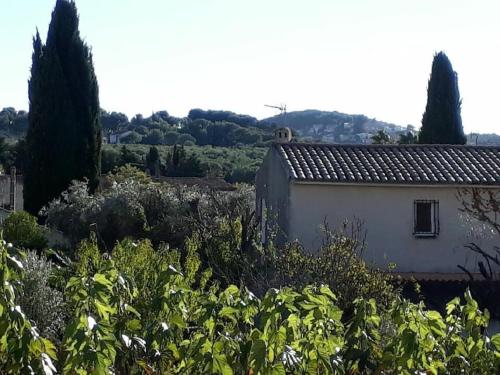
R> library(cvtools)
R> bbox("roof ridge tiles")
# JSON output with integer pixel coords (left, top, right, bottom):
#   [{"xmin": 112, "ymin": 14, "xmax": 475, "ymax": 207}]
[{"xmin": 275, "ymin": 142, "xmax": 500, "ymax": 151}]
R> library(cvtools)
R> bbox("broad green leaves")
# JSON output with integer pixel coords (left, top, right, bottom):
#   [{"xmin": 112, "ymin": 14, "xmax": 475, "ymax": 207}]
[
  {"xmin": 1, "ymin": 238, "xmax": 500, "ymax": 374},
  {"xmin": 0, "ymin": 241, "xmax": 57, "ymax": 373}
]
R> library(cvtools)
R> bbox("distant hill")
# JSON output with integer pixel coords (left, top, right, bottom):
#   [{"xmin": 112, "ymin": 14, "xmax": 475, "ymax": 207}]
[
  {"xmin": 188, "ymin": 109, "xmax": 259, "ymax": 128},
  {"xmin": 261, "ymin": 109, "xmax": 410, "ymax": 143},
  {"xmin": 3, "ymin": 106, "xmax": 500, "ymax": 146}
]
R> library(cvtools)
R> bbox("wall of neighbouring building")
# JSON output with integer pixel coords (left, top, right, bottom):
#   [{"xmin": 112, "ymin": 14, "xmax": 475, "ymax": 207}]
[
  {"xmin": 0, "ymin": 174, "xmax": 23, "ymax": 211},
  {"xmin": 287, "ymin": 182, "xmax": 497, "ymax": 274},
  {"xmin": 255, "ymin": 147, "xmax": 292, "ymax": 244}
]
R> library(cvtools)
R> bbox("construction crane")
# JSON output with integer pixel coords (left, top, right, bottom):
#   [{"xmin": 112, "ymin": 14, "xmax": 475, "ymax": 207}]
[{"xmin": 264, "ymin": 104, "xmax": 287, "ymax": 125}]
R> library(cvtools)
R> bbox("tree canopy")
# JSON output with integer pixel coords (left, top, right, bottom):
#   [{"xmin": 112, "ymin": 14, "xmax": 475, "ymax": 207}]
[
  {"xmin": 419, "ymin": 52, "xmax": 466, "ymax": 145},
  {"xmin": 24, "ymin": 0, "xmax": 101, "ymax": 215}
]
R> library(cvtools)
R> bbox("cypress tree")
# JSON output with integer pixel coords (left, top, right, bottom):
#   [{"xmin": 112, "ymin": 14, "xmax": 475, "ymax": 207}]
[
  {"xmin": 146, "ymin": 146, "xmax": 160, "ymax": 176},
  {"xmin": 25, "ymin": 0, "xmax": 101, "ymax": 215},
  {"xmin": 419, "ymin": 52, "xmax": 466, "ymax": 144}
]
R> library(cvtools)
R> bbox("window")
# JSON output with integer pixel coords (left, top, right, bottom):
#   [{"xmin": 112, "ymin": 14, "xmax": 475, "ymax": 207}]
[{"xmin": 414, "ymin": 200, "xmax": 439, "ymax": 237}]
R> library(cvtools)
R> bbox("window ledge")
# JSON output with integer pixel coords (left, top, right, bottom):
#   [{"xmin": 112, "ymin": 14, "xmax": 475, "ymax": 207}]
[{"xmin": 413, "ymin": 232, "xmax": 438, "ymax": 238}]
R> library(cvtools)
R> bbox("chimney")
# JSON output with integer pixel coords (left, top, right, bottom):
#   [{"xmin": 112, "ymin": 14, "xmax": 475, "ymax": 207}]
[
  {"xmin": 274, "ymin": 127, "xmax": 292, "ymax": 143},
  {"xmin": 9, "ymin": 167, "xmax": 16, "ymax": 211}
]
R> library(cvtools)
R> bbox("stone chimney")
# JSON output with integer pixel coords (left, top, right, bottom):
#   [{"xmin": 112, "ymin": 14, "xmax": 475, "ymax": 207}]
[{"xmin": 274, "ymin": 127, "xmax": 292, "ymax": 143}]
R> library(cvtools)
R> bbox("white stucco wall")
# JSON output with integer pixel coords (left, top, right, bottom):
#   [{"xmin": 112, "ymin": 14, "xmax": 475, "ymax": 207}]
[
  {"xmin": 255, "ymin": 147, "xmax": 292, "ymax": 243},
  {"xmin": 288, "ymin": 183, "xmax": 496, "ymax": 273}
]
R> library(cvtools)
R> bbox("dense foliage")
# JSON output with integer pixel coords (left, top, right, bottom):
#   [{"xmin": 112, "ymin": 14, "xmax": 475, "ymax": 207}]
[
  {"xmin": 45, "ymin": 174, "xmax": 393, "ymax": 314},
  {"xmin": 0, "ymin": 108, "xmax": 29, "ymax": 138},
  {"xmin": 270, "ymin": 228, "xmax": 398, "ymax": 313},
  {"xmin": 1, "ymin": 238, "xmax": 499, "ymax": 374},
  {"xmin": 370, "ymin": 130, "xmax": 391, "ymax": 144},
  {"xmin": 0, "ymin": 242, "xmax": 58, "ymax": 373},
  {"xmin": 24, "ymin": 0, "xmax": 101, "ymax": 215},
  {"xmin": 2, "ymin": 211, "xmax": 47, "ymax": 250},
  {"xmin": 188, "ymin": 108, "xmax": 259, "ymax": 127},
  {"xmin": 42, "ymin": 171, "xmax": 255, "ymax": 249},
  {"xmin": 164, "ymin": 144, "xmax": 204, "ymax": 177},
  {"xmin": 101, "ymin": 144, "xmax": 266, "ymax": 183},
  {"xmin": 17, "ymin": 251, "xmax": 67, "ymax": 342},
  {"xmin": 180, "ymin": 118, "xmax": 272, "ymax": 147},
  {"xmin": 4, "ymin": 169, "xmax": 500, "ymax": 373},
  {"xmin": 419, "ymin": 52, "xmax": 466, "ymax": 145},
  {"xmin": 100, "ymin": 108, "xmax": 274, "ymax": 148}
]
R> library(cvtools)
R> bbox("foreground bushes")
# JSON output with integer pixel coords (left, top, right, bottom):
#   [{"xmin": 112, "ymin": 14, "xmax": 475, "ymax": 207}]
[
  {"xmin": 1, "ymin": 241, "xmax": 499, "ymax": 374},
  {"xmin": 42, "ymin": 170, "xmax": 255, "ymax": 250}
]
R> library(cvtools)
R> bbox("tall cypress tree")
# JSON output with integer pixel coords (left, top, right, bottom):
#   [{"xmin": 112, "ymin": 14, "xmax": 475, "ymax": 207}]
[
  {"xmin": 25, "ymin": 0, "xmax": 101, "ymax": 215},
  {"xmin": 145, "ymin": 146, "xmax": 160, "ymax": 176},
  {"xmin": 419, "ymin": 52, "xmax": 466, "ymax": 144}
]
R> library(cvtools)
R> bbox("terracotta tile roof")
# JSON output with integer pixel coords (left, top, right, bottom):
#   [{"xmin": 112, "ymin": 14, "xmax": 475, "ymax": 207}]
[{"xmin": 275, "ymin": 143, "xmax": 500, "ymax": 186}]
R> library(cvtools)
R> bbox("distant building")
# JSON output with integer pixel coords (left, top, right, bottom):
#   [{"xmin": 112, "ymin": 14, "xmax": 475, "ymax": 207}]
[
  {"xmin": 354, "ymin": 133, "xmax": 372, "ymax": 144},
  {"xmin": 107, "ymin": 130, "xmax": 133, "ymax": 144}
]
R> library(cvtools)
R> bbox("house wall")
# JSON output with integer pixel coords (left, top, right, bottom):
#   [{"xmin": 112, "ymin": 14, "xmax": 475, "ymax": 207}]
[
  {"xmin": 288, "ymin": 183, "xmax": 495, "ymax": 273},
  {"xmin": 255, "ymin": 147, "xmax": 291, "ymax": 243}
]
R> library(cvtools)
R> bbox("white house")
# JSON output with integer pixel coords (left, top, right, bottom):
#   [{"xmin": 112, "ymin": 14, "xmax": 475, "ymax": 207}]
[
  {"xmin": 256, "ymin": 128, "xmax": 500, "ymax": 279},
  {"xmin": 107, "ymin": 130, "xmax": 133, "ymax": 144}
]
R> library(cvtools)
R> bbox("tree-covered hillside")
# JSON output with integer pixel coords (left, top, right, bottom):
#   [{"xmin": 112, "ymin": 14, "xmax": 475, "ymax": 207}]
[
  {"xmin": 104, "ymin": 108, "xmax": 276, "ymax": 147},
  {"xmin": 262, "ymin": 109, "xmax": 409, "ymax": 143},
  {"xmin": 3, "ymin": 106, "xmax": 500, "ymax": 149}
]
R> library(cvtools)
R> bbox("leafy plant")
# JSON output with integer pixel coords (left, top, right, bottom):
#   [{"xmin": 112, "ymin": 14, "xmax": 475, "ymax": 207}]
[
  {"xmin": 62, "ymin": 259, "xmax": 138, "ymax": 373},
  {"xmin": 2, "ymin": 210, "xmax": 47, "ymax": 249},
  {"xmin": 271, "ymin": 223, "xmax": 400, "ymax": 313},
  {"xmin": 1, "ymin": 236, "xmax": 500, "ymax": 373},
  {"xmin": 0, "ymin": 240, "xmax": 57, "ymax": 373}
]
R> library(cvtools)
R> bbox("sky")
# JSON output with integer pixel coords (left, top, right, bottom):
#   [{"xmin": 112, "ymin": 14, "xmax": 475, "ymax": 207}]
[{"xmin": 1, "ymin": 0, "xmax": 499, "ymax": 133}]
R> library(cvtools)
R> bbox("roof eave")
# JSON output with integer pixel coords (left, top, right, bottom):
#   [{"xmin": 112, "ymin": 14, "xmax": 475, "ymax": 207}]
[{"xmin": 291, "ymin": 179, "xmax": 500, "ymax": 189}]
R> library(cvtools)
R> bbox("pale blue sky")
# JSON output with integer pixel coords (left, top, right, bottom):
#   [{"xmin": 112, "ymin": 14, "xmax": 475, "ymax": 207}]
[{"xmin": 1, "ymin": 0, "xmax": 499, "ymax": 133}]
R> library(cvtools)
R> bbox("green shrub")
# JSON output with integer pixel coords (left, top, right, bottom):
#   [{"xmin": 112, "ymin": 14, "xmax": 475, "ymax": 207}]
[
  {"xmin": 2, "ymin": 210, "xmax": 47, "ymax": 249},
  {"xmin": 74, "ymin": 234, "xmax": 102, "ymax": 275},
  {"xmin": 108, "ymin": 164, "xmax": 151, "ymax": 185},
  {"xmin": 112, "ymin": 239, "xmax": 174, "ymax": 311},
  {"xmin": 44, "ymin": 175, "xmax": 256, "ymax": 251},
  {"xmin": 18, "ymin": 251, "xmax": 67, "ymax": 342},
  {"xmin": 271, "ymin": 225, "xmax": 400, "ymax": 313}
]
